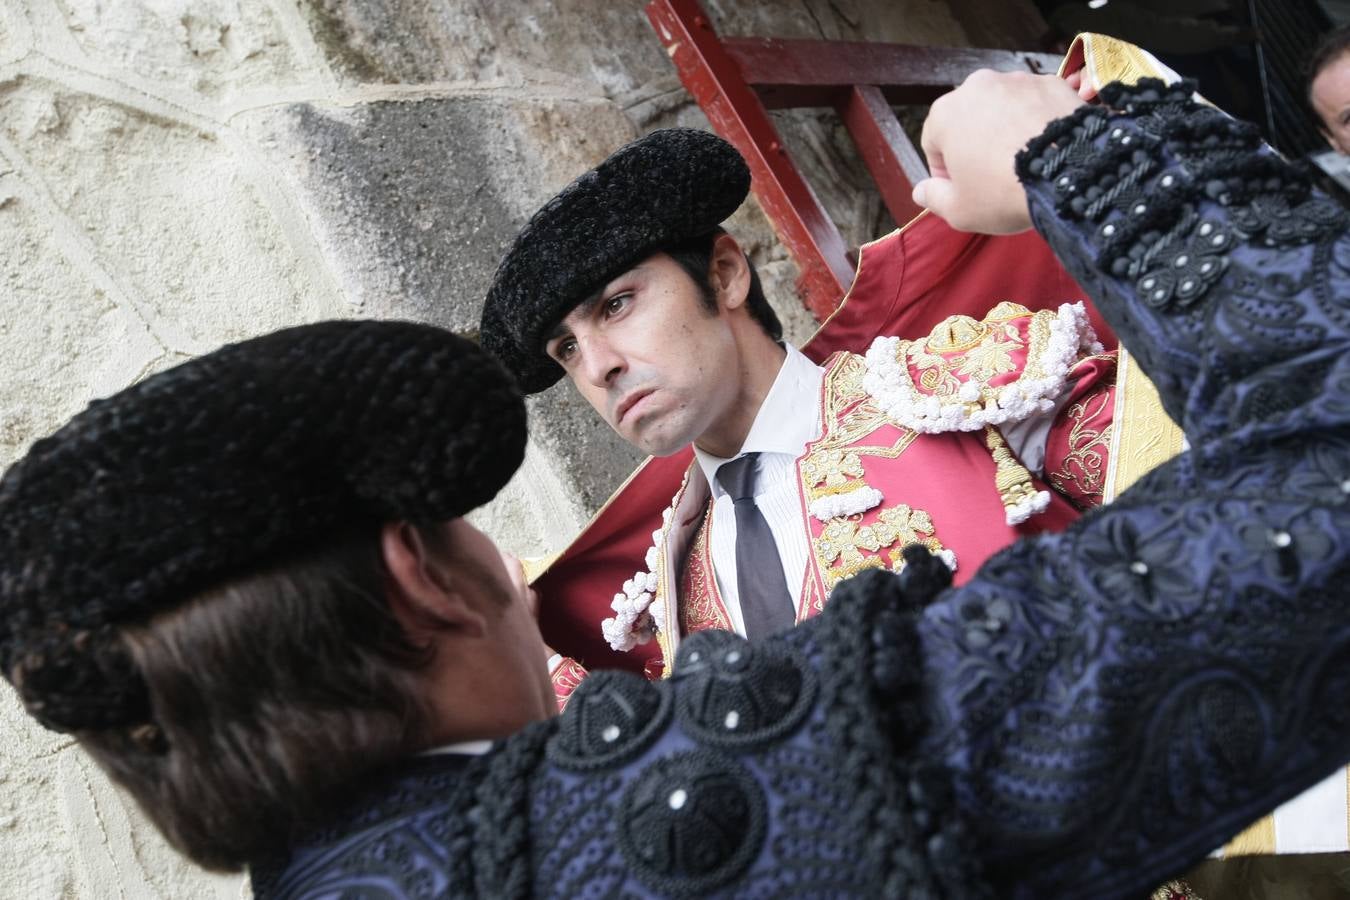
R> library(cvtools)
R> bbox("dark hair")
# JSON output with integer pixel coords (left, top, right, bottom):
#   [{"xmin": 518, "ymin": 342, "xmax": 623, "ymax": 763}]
[
  {"xmin": 664, "ymin": 229, "xmax": 783, "ymax": 342},
  {"xmin": 1307, "ymin": 26, "xmax": 1350, "ymax": 108},
  {"xmin": 76, "ymin": 526, "xmax": 435, "ymax": 871}
]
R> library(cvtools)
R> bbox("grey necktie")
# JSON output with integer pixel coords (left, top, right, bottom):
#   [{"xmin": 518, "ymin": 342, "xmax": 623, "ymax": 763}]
[{"xmin": 716, "ymin": 453, "xmax": 796, "ymax": 640}]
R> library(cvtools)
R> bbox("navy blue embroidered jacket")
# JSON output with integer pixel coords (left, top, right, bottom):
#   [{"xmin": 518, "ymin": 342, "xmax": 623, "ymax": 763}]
[{"xmin": 253, "ymin": 80, "xmax": 1350, "ymax": 900}]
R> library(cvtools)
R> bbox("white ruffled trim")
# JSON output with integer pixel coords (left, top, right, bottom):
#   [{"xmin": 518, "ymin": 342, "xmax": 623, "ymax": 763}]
[
  {"xmin": 601, "ymin": 507, "xmax": 676, "ymax": 652},
  {"xmin": 936, "ymin": 548, "xmax": 958, "ymax": 572},
  {"xmin": 863, "ymin": 302, "xmax": 1102, "ymax": 434},
  {"xmin": 808, "ymin": 486, "xmax": 884, "ymax": 522},
  {"xmin": 1004, "ymin": 489, "xmax": 1052, "ymax": 525}
]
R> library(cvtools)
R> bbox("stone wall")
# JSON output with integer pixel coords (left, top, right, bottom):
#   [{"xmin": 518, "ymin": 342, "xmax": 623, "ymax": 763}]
[{"xmin": 0, "ymin": 0, "xmax": 1040, "ymax": 895}]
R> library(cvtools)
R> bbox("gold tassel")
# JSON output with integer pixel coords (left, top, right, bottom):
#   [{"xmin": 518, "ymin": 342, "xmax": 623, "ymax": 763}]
[{"xmin": 984, "ymin": 425, "xmax": 1043, "ymax": 523}]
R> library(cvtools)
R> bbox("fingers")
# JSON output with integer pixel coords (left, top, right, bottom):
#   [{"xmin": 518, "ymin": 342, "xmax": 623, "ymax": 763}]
[
  {"xmin": 911, "ymin": 177, "xmax": 959, "ymax": 228},
  {"xmin": 499, "ymin": 548, "xmax": 535, "ymax": 613},
  {"xmin": 1063, "ymin": 66, "xmax": 1099, "ymax": 101}
]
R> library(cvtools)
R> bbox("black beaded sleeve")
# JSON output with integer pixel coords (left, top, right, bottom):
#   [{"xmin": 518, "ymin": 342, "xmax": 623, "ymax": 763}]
[{"xmin": 914, "ymin": 78, "xmax": 1350, "ymax": 899}]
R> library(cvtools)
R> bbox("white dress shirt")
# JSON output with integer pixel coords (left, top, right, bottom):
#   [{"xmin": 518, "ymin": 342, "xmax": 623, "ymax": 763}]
[{"xmin": 693, "ymin": 344, "xmax": 825, "ymax": 636}]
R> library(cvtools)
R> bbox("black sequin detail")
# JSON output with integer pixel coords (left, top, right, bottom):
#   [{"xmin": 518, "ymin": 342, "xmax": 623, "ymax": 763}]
[
  {"xmin": 1017, "ymin": 78, "xmax": 1347, "ymax": 315},
  {"xmin": 671, "ymin": 629, "xmax": 816, "ymax": 750},
  {"xmin": 616, "ymin": 749, "xmax": 766, "ymax": 897},
  {"xmin": 547, "ymin": 669, "xmax": 672, "ymax": 771}
]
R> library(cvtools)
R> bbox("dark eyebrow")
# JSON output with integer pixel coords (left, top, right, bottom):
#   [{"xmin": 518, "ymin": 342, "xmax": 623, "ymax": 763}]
[{"xmin": 543, "ymin": 288, "xmax": 606, "ymax": 345}]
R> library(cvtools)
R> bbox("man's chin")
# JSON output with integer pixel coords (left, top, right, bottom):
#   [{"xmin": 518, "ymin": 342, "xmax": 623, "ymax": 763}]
[{"xmin": 624, "ymin": 426, "xmax": 690, "ymax": 458}]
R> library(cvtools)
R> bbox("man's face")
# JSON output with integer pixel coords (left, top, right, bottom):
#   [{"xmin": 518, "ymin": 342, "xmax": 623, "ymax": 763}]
[
  {"xmin": 439, "ymin": 518, "xmax": 555, "ymax": 722},
  {"xmin": 543, "ymin": 253, "xmax": 741, "ymax": 456},
  {"xmin": 1312, "ymin": 52, "xmax": 1350, "ymax": 155}
]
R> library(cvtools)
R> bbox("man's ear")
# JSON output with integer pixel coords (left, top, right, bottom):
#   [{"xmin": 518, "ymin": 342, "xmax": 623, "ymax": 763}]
[
  {"xmin": 380, "ymin": 522, "xmax": 487, "ymax": 639},
  {"xmin": 709, "ymin": 233, "xmax": 752, "ymax": 312}
]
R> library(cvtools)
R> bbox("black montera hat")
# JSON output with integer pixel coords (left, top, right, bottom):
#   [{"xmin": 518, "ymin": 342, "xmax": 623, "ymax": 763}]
[
  {"xmin": 0, "ymin": 320, "xmax": 526, "ymax": 733},
  {"xmin": 480, "ymin": 127, "xmax": 751, "ymax": 393}
]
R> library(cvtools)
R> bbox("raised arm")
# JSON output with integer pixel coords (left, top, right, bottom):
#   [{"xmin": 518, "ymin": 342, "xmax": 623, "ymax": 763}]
[{"xmin": 912, "ymin": 74, "xmax": 1350, "ymax": 898}]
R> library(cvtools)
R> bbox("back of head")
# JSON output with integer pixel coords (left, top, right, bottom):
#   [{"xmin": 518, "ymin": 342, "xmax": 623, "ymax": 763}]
[
  {"xmin": 81, "ymin": 527, "xmax": 429, "ymax": 869},
  {"xmin": 0, "ymin": 319, "xmax": 527, "ymax": 869}
]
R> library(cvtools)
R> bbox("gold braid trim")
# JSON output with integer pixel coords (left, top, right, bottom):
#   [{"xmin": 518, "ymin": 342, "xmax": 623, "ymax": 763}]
[{"xmin": 984, "ymin": 425, "xmax": 1049, "ymax": 524}]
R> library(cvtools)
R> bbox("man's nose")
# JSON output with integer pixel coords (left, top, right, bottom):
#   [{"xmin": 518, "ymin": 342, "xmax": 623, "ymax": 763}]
[{"xmin": 576, "ymin": 334, "xmax": 624, "ymax": 387}]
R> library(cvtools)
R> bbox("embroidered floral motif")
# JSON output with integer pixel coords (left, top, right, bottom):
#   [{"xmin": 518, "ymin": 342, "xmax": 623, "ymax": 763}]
[
  {"xmin": 814, "ymin": 505, "xmax": 955, "ymax": 589},
  {"xmin": 680, "ymin": 507, "xmax": 733, "ymax": 636},
  {"xmin": 550, "ymin": 657, "xmax": 590, "ymax": 712},
  {"xmin": 955, "ymin": 324, "xmax": 1022, "ymax": 383},
  {"xmin": 801, "ymin": 447, "xmax": 885, "ymax": 521},
  {"xmin": 863, "ymin": 302, "xmax": 1103, "ymax": 435},
  {"xmin": 1048, "ymin": 389, "xmax": 1114, "ymax": 507},
  {"xmin": 801, "ymin": 447, "xmax": 866, "ymax": 492}
]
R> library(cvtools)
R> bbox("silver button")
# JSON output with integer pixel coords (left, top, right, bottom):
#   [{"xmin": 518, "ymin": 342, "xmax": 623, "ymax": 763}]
[
  {"xmin": 668, "ymin": 788, "xmax": 688, "ymax": 810},
  {"xmin": 602, "ymin": 724, "xmax": 621, "ymax": 743}
]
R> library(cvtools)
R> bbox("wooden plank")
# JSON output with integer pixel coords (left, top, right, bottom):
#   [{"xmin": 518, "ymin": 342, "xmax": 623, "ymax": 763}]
[
  {"xmin": 724, "ymin": 36, "xmax": 1061, "ymax": 108},
  {"xmin": 646, "ymin": 0, "xmax": 854, "ymax": 318},
  {"xmin": 837, "ymin": 85, "xmax": 926, "ymax": 226}
]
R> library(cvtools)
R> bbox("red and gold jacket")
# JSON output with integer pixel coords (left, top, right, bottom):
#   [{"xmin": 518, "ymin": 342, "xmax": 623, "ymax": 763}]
[
  {"xmin": 604, "ymin": 301, "xmax": 1115, "ymax": 683},
  {"xmin": 537, "ymin": 211, "xmax": 1167, "ymax": 709}
]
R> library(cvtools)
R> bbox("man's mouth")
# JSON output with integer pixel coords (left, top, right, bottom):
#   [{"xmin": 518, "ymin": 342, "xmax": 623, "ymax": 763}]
[{"xmin": 616, "ymin": 389, "xmax": 655, "ymax": 425}]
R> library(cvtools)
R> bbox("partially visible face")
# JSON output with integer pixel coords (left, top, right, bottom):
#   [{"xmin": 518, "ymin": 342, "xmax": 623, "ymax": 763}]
[
  {"xmin": 1312, "ymin": 51, "xmax": 1350, "ymax": 154},
  {"xmin": 543, "ymin": 254, "xmax": 741, "ymax": 456},
  {"xmin": 439, "ymin": 518, "xmax": 554, "ymax": 721}
]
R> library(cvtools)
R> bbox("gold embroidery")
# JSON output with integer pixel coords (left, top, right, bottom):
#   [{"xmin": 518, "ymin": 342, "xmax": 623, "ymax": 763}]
[
  {"xmin": 1149, "ymin": 880, "xmax": 1203, "ymax": 900},
  {"xmin": 955, "ymin": 323, "xmax": 1022, "ymax": 382},
  {"xmin": 1048, "ymin": 387, "xmax": 1114, "ymax": 506},
  {"xmin": 804, "ymin": 353, "xmax": 933, "ymax": 594},
  {"xmin": 985, "ymin": 425, "xmax": 1042, "ymax": 519},
  {"xmin": 814, "ymin": 504, "xmax": 946, "ymax": 589},
  {"xmin": 814, "ymin": 354, "xmax": 918, "ymax": 458},
  {"xmin": 800, "ymin": 447, "xmax": 866, "ymax": 498},
  {"xmin": 679, "ymin": 503, "xmax": 732, "ymax": 636},
  {"xmin": 900, "ymin": 306, "xmax": 1035, "ymax": 403},
  {"xmin": 551, "ymin": 657, "xmax": 589, "ymax": 712},
  {"xmin": 985, "ymin": 300, "xmax": 1031, "ymax": 322},
  {"xmin": 1104, "ymin": 346, "xmax": 1186, "ymax": 502},
  {"xmin": 925, "ymin": 314, "xmax": 988, "ymax": 353}
]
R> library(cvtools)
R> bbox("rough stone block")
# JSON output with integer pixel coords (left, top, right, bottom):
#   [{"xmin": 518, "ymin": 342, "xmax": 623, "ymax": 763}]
[
  {"xmin": 0, "ymin": 192, "xmax": 162, "ymax": 467},
  {"xmin": 55, "ymin": 0, "xmax": 307, "ymax": 97},
  {"xmin": 0, "ymin": 2, "xmax": 33, "ymax": 67},
  {"xmin": 237, "ymin": 92, "xmax": 647, "ymax": 515},
  {"xmin": 0, "ymin": 77, "xmax": 346, "ymax": 357}
]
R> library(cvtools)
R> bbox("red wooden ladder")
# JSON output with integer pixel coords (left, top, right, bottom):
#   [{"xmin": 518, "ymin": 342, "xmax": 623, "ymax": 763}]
[{"xmin": 646, "ymin": 0, "xmax": 1060, "ymax": 318}]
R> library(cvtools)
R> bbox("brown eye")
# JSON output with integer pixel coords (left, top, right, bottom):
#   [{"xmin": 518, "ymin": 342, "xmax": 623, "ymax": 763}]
[
  {"xmin": 603, "ymin": 293, "xmax": 631, "ymax": 318},
  {"xmin": 552, "ymin": 338, "xmax": 577, "ymax": 363}
]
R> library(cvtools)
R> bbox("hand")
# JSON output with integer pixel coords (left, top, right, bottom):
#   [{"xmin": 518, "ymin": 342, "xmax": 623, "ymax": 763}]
[
  {"xmin": 911, "ymin": 69, "xmax": 1085, "ymax": 234},
  {"xmin": 1063, "ymin": 68, "xmax": 1100, "ymax": 103},
  {"xmin": 499, "ymin": 547, "xmax": 541, "ymax": 618},
  {"xmin": 499, "ymin": 548, "xmax": 555, "ymax": 658}
]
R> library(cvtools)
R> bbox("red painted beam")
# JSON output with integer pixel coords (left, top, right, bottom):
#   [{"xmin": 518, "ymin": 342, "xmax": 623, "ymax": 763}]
[
  {"xmin": 724, "ymin": 36, "xmax": 1061, "ymax": 108},
  {"xmin": 836, "ymin": 85, "xmax": 927, "ymax": 227},
  {"xmin": 646, "ymin": 0, "xmax": 854, "ymax": 319}
]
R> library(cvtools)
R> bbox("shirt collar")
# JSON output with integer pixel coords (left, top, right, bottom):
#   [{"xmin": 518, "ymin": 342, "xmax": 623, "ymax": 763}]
[
  {"xmin": 418, "ymin": 739, "xmax": 495, "ymax": 757},
  {"xmin": 693, "ymin": 344, "xmax": 825, "ymax": 496}
]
